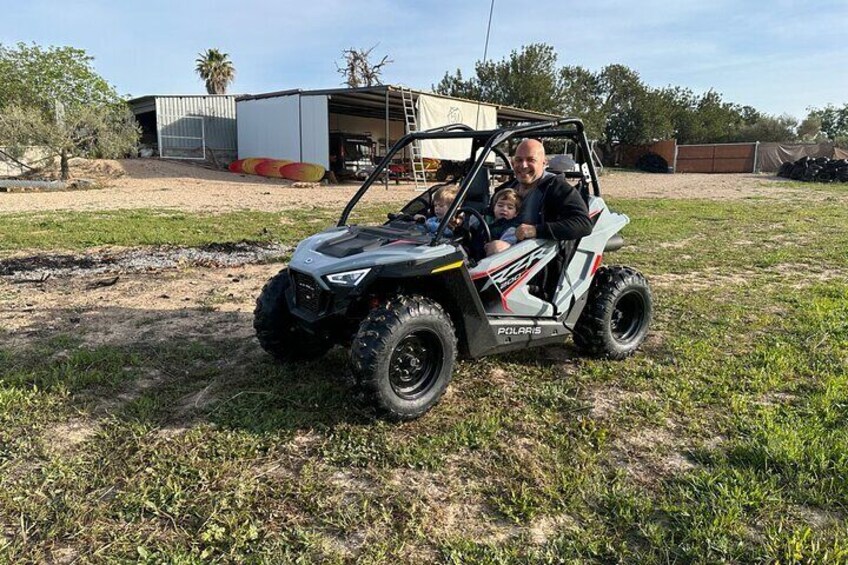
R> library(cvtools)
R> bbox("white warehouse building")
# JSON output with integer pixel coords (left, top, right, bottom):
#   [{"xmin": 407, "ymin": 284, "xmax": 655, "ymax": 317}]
[{"xmin": 236, "ymin": 85, "xmax": 560, "ymax": 171}]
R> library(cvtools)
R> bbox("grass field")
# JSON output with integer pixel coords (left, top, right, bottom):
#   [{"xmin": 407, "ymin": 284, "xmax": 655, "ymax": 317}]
[{"xmin": 1, "ymin": 182, "xmax": 847, "ymax": 562}]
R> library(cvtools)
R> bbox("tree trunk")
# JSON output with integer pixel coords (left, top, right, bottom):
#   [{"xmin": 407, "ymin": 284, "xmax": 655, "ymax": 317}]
[{"xmin": 60, "ymin": 149, "xmax": 70, "ymax": 180}]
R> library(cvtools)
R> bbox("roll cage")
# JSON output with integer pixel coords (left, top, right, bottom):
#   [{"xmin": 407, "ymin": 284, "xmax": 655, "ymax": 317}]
[{"xmin": 338, "ymin": 119, "xmax": 602, "ymax": 244}]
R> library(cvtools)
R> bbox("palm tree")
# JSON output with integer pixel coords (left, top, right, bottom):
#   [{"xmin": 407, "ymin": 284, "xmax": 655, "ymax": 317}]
[{"xmin": 195, "ymin": 48, "xmax": 235, "ymax": 94}]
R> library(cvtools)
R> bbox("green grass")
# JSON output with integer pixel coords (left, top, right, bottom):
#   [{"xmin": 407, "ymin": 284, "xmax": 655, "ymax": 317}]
[
  {"xmin": 0, "ymin": 205, "xmax": 394, "ymax": 253},
  {"xmin": 1, "ymin": 189, "xmax": 847, "ymax": 562}
]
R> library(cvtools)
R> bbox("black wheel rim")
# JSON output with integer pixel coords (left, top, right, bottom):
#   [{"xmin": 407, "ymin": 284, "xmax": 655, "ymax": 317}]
[
  {"xmin": 388, "ymin": 330, "xmax": 443, "ymax": 400},
  {"xmin": 611, "ymin": 291, "xmax": 646, "ymax": 343}
]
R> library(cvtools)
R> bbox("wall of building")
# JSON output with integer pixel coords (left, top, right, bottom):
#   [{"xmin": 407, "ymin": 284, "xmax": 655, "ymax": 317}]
[
  {"xmin": 237, "ymin": 95, "xmax": 301, "ymax": 161},
  {"xmin": 155, "ymin": 96, "xmax": 237, "ymax": 160}
]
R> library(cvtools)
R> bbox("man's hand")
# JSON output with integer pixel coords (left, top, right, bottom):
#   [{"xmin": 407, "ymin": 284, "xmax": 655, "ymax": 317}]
[
  {"xmin": 515, "ymin": 224, "xmax": 537, "ymax": 241},
  {"xmin": 485, "ymin": 240, "xmax": 512, "ymax": 256}
]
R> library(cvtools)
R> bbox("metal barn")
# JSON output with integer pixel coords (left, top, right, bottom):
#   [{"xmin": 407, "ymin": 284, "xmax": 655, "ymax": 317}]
[
  {"xmin": 235, "ymin": 85, "xmax": 560, "ymax": 176},
  {"xmin": 128, "ymin": 95, "xmax": 238, "ymax": 162}
]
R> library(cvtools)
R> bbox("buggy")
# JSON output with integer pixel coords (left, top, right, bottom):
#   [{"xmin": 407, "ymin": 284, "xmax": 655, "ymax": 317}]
[{"xmin": 254, "ymin": 119, "xmax": 652, "ymax": 419}]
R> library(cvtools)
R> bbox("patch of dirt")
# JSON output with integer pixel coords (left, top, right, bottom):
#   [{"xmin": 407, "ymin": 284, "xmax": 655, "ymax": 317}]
[
  {"xmin": 0, "ymin": 159, "xmax": 827, "ymax": 215},
  {"xmin": 612, "ymin": 424, "xmax": 697, "ymax": 485},
  {"xmin": 586, "ymin": 388, "xmax": 697, "ymax": 484},
  {"xmin": 45, "ymin": 419, "xmax": 99, "ymax": 455},
  {"xmin": 0, "ymin": 242, "xmax": 290, "ymax": 280},
  {"xmin": 792, "ymin": 505, "xmax": 845, "ymax": 530},
  {"xmin": 529, "ymin": 513, "xmax": 577, "ymax": 545},
  {"xmin": 0, "ymin": 262, "xmax": 280, "ymax": 350},
  {"xmin": 586, "ymin": 387, "xmax": 656, "ymax": 420},
  {"xmin": 650, "ymin": 264, "xmax": 848, "ymax": 292}
]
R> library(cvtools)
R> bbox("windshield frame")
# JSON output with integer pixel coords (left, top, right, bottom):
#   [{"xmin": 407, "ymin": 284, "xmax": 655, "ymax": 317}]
[{"xmin": 337, "ymin": 119, "xmax": 599, "ymax": 245}]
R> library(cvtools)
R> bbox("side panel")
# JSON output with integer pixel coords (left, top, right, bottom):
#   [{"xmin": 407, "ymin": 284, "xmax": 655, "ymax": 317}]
[
  {"xmin": 553, "ymin": 197, "xmax": 628, "ymax": 322},
  {"xmin": 237, "ymin": 95, "xmax": 301, "ymax": 160},
  {"xmin": 469, "ymin": 240, "xmax": 558, "ymax": 317}
]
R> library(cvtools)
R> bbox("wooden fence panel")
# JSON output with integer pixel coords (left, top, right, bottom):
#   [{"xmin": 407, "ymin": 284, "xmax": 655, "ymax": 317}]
[{"xmin": 676, "ymin": 143, "xmax": 756, "ymax": 173}]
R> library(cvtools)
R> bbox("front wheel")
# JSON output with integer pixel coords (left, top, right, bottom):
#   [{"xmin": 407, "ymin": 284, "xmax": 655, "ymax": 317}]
[
  {"xmin": 573, "ymin": 266, "xmax": 652, "ymax": 359},
  {"xmin": 254, "ymin": 269, "xmax": 331, "ymax": 362},
  {"xmin": 351, "ymin": 296, "xmax": 457, "ymax": 420}
]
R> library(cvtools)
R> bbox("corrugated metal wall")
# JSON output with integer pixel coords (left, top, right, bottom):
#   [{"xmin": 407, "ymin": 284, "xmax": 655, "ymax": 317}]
[{"xmin": 155, "ymin": 96, "xmax": 237, "ymax": 159}]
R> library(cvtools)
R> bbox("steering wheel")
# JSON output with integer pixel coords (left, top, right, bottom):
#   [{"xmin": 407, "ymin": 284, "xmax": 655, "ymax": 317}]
[{"xmin": 456, "ymin": 206, "xmax": 491, "ymax": 241}]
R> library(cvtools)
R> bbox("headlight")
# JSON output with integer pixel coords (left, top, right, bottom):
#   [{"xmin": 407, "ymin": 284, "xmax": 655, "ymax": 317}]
[{"xmin": 325, "ymin": 268, "xmax": 371, "ymax": 287}]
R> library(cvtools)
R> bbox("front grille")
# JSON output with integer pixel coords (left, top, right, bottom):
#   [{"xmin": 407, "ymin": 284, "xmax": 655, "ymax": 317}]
[{"xmin": 290, "ymin": 270, "xmax": 323, "ymax": 314}]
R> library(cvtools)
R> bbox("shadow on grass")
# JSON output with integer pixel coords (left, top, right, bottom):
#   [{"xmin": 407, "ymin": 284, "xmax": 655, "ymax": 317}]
[
  {"xmin": 1, "ymin": 296, "xmax": 669, "ymax": 439},
  {"xmin": 0, "ymin": 306, "xmax": 377, "ymax": 436}
]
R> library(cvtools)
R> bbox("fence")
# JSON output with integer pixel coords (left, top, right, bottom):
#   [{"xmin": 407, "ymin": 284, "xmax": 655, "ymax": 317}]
[{"xmin": 674, "ymin": 143, "xmax": 757, "ymax": 173}]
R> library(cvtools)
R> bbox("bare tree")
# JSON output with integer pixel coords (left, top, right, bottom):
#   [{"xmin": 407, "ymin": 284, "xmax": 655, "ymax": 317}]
[{"xmin": 336, "ymin": 45, "xmax": 392, "ymax": 88}]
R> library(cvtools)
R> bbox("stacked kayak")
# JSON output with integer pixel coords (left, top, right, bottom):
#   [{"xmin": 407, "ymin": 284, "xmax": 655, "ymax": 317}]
[{"xmin": 228, "ymin": 158, "xmax": 325, "ymax": 182}]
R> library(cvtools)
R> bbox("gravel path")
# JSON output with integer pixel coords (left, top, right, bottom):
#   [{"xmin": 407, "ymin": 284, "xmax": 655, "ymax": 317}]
[{"xmin": 0, "ymin": 159, "xmax": 804, "ymax": 214}]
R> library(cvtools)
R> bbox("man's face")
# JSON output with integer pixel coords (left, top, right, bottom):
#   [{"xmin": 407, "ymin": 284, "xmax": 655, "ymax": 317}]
[
  {"xmin": 512, "ymin": 141, "xmax": 547, "ymax": 187},
  {"xmin": 493, "ymin": 198, "xmax": 517, "ymax": 220}
]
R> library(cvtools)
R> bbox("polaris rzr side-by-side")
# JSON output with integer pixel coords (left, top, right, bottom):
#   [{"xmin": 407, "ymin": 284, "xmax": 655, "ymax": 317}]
[{"xmin": 254, "ymin": 119, "xmax": 652, "ymax": 420}]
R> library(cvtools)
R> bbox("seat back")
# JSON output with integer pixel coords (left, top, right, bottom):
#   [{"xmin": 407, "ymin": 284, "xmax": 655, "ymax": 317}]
[{"xmin": 461, "ymin": 166, "xmax": 491, "ymax": 213}]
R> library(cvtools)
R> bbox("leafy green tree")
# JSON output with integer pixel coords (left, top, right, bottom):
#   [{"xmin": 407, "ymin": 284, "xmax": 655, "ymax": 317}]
[
  {"xmin": 807, "ymin": 104, "xmax": 848, "ymax": 143},
  {"xmin": 559, "ymin": 65, "xmax": 605, "ymax": 139},
  {"xmin": 195, "ymin": 48, "xmax": 235, "ymax": 94},
  {"xmin": 0, "ymin": 42, "xmax": 139, "ymax": 179},
  {"xmin": 434, "ymin": 43, "xmax": 564, "ymax": 115},
  {"xmin": 732, "ymin": 114, "xmax": 797, "ymax": 142},
  {"xmin": 598, "ymin": 65, "xmax": 674, "ymax": 145},
  {"xmin": 433, "ymin": 68, "xmax": 480, "ymax": 100},
  {"xmin": 797, "ymin": 114, "xmax": 823, "ymax": 141},
  {"xmin": 433, "ymin": 42, "xmax": 801, "ymax": 151},
  {"xmin": 672, "ymin": 89, "xmax": 746, "ymax": 144},
  {"xmin": 0, "ymin": 42, "xmax": 118, "ymax": 110}
]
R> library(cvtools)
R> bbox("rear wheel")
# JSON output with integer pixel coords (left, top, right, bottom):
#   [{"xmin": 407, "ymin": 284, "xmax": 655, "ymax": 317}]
[
  {"xmin": 351, "ymin": 295, "xmax": 457, "ymax": 420},
  {"xmin": 254, "ymin": 269, "xmax": 331, "ymax": 362},
  {"xmin": 573, "ymin": 266, "xmax": 652, "ymax": 359}
]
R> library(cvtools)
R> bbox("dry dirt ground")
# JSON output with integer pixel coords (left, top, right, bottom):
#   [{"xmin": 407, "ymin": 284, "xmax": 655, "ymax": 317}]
[
  {"xmin": 0, "ymin": 158, "xmax": 809, "ymax": 351},
  {"xmin": 0, "ymin": 157, "xmax": 803, "ymax": 214},
  {"xmin": 0, "ymin": 158, "xmax": 805, "ymax": 342}
]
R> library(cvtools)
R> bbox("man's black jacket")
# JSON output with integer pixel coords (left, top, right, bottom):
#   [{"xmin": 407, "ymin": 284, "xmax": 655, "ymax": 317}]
[{"xmin": 507, "ymin": 174, "xmax": 593, "ymax": 241}]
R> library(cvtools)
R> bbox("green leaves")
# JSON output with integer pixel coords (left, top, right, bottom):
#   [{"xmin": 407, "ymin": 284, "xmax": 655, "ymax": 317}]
[
  {"xmin": 0, "ymin": 42, "xmax": 140, "ymax": 179},
  {"xmin": 0, "ymin": 42, "xmax": 119, "ymax": 112},
  {"xmin": 194, "ymin": 48, "xmax": 235, "ymax": 95}
]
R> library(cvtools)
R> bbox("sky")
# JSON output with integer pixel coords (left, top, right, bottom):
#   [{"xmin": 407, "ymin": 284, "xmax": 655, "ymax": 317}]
[{"xmin": 2, "ymin": 0, "xmax": 846, "ymax": 121}]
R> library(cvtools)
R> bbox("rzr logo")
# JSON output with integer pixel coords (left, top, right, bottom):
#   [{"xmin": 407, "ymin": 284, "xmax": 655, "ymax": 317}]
[
  {"xmin": 497, "ymin": 327, "xmax": 542, "ymax": 335},
  {"xmin": 489, "ymin": 247, "xmax": 550, "ymax": 292}
]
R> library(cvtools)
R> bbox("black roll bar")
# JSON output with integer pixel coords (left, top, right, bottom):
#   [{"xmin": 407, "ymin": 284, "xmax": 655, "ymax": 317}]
[{"xmin": 337, "ymin": 118, "xmax": 601, "ymax": 235}]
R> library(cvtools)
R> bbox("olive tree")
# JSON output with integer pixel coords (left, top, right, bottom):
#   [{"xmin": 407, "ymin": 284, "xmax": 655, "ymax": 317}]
[{"xmin": 0, "ymin": 42, "xmax": 139, "ymax": 179}]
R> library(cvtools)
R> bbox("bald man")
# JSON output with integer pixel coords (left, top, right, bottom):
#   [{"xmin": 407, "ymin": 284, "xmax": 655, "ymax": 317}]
[{"xmin": 485, "ymin": 139, "xmax": 592, "ymax": 255}]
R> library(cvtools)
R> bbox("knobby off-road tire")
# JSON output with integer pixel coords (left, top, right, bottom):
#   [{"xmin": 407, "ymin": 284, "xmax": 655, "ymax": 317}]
[
  {"xmin": 254, "ymin": 269, "xmax": 331, "ymax": 362},
  {"xmin": 573, "ymin": 266, "xmax": 652, "ymax": 360},
  {"xmin": 351, "ymin": 295, "xmax": 457, "ymax": 421}
]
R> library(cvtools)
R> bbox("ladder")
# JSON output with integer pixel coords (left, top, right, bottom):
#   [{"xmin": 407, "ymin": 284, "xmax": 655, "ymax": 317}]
[{"xmin": 400, "ymin": 86, "xmax": 427, "ymax": 189}]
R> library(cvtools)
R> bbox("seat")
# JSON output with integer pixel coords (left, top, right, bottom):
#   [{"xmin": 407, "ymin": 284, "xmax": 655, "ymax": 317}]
[{"xmin": 461, "ymin": 166, "xmax": 491, "ymax": 213}]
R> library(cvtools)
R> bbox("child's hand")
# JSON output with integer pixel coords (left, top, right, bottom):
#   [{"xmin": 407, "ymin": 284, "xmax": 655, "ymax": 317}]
[
  {"xmin": 485, "ymin": 240, "xmax": 512, "ymax": 255},
  {"xmin": 448, "ymin": 212, "xmax": 465, "ymax": 230},
  {"xmin": 413, "ymin": 214, "xmax": 426, "ymax": 222}
]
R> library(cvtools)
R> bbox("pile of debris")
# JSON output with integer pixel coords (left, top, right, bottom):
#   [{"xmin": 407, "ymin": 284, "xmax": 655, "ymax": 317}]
[
  {"xmin": 635, "ymin": 152, "xmax": 670, "ymax": 173},
  {"xmin": 777, "ymin": 156, "xmax": 848, "ymax": 183}
]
